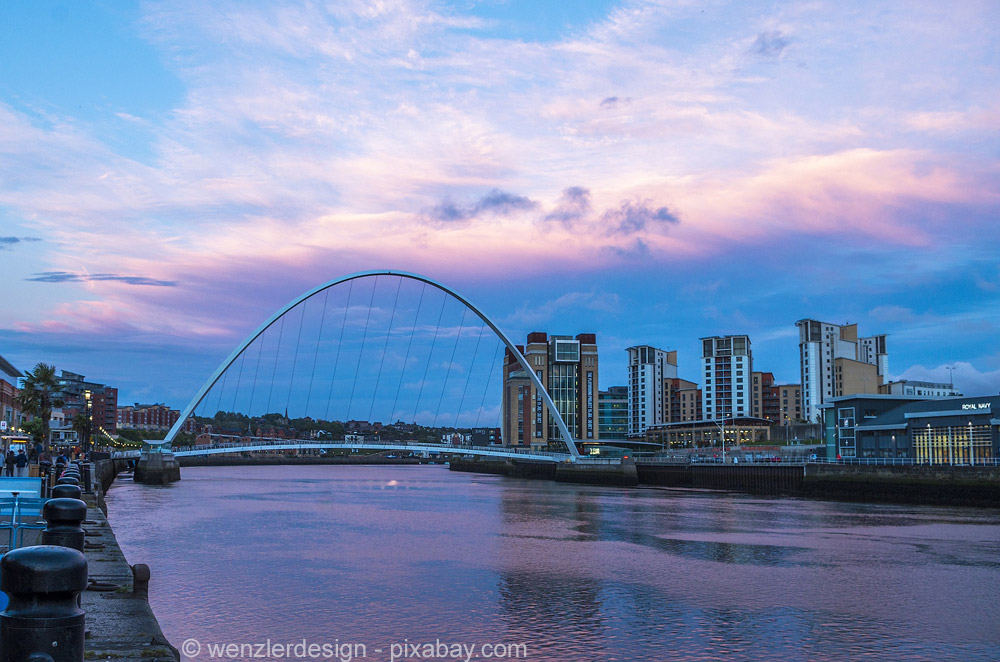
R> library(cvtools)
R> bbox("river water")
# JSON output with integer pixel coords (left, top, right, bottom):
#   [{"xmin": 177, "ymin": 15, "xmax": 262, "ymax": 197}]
[{"xmin": 105, "ymin": 465, "xmax": 1000, "ymax": 662}]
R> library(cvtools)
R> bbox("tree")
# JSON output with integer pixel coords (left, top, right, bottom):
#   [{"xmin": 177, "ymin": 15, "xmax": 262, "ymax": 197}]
[
  {"xmin": 71, "ymin": 413, "xmax": 90, "ymax": 448},
  {"xmin": 16, "ymin": 363, "xmax": 63, "ymax": 448}
]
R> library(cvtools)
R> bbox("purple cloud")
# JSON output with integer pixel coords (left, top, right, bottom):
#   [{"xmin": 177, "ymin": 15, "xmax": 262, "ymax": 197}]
[
  {"xmin": 26, "ymin": 272, "xmax": 178, "ymax": 287},
  {"xmin": 426, "ymin": 189, "xmax": 536, "ymax": 224},
  {"xmin": 600, "ymin": 200, "xmax": 680, "ymax": 236}
]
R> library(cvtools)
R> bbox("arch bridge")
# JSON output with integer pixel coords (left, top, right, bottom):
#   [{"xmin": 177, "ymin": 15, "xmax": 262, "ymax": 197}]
[{"xmin": 135, "ymin": 271, "xmax": 596, "ymax": 483}]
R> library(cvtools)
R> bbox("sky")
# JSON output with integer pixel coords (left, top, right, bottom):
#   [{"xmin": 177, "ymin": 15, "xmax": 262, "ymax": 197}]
[{"xmin": 1, "ymin": 0, "xmax": 999, "ymax": 417}]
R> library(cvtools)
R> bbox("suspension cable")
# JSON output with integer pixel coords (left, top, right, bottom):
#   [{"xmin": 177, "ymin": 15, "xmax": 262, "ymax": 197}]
[
  {"xmin": 247, "ymin": 333, "xmax": 264, "ymax": 417},
  {"xmin": 347, "ymin": 276, "xmax": 378, "ymax": 421},
  {"xmin": 231, "ymin": 349, "xmax": 246, "ymax": 414},
  {"xmin": 478, "ymin": 338, "xmax": 504, "ymax": 430},
  {"xmin": 304, "ymin": 287, "xmax": 330, "ymax": 418},
  {"xmin": 325, "ymin": 279, "xmax": 354, "ymax": 422},
  {"xmin": 435, "ymin": 306, "xmax": 467, "ymax": 426},
  {"xmin": 368, "ymin": 276, "xmax": 402, "ymax": 423},
  {"xmin": 265, "ymin": 315, "xmax": 285, "ymax": 415},
  {"xmin": 284, "ymin": 302, "xmax": 307, "ymax": 419},
  {"xmin": 455, "ymin": 321, "xmax": 486, "ymax": 428},
  {"xmin": 392, "ymin": 283, "xmax": 425, "ymax": 423},
  {"xmin": 413, "ymin": 292, "xmax": 447, "ymax": 424}
]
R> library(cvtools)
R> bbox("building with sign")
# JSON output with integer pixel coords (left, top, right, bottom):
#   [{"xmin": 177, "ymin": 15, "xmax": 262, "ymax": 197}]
[
  {"xmin": 501, "ymin": 332, "xmax": 599, "ymax": 450},
  {"xmin": 822, "ymin": 394, "xmax": 999, "ymax": 463}
]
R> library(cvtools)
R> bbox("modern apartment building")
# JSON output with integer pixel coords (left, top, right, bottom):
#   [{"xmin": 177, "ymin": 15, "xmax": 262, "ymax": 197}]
[
  {"xmin": 56, "ymin": 370, "xmax": 118, "ymax": 436},
  {"xmin": 796, "ymin": 320, "xmax": 887, "ymax": 422},
  {"xmin": 502, "ymin": 332, "xmax": 599, "ymax": 451},
  {"xmin": 751, "ymin": 372, "xmax": 780, "ymax": 423},
  {"xmin": 777, "ymin": 384, "xmax": 803, "ymax": 424},
  {"xmin": 666, "ymin": 378, "xmax": 702, "ymax": 423},
  {"xmin": 626, "ymin": 346, "xmax": 678, "ymax": 437},
  {"xmin": 117, "ymin": 403, "xmax": 195, "ymax": 433},
  {"xmin": 701, "ymin": 335, "xmax": 752, "ymax": 420},
  {"xmin": 598, "ymin": 386, "xmax": 628, "ymax": 441}
]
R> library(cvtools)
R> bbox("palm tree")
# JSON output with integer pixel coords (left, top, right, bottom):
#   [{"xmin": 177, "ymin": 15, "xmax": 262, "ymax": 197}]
[
  {"xmin": 71, "ymin": 413, "xmax": 91, "ymax": 448},
  {"xmin": 16, "ymin": 363, "xmax": 63, "ymax": 448}
]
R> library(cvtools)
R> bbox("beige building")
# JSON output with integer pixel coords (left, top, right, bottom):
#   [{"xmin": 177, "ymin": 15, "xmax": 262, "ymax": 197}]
[
  {"xmin": 666, "ymin": 378, "xmax": 702, "ymax": 422},
  {"xmin": 834, "ymin": 358, "xmax": 882, "ymax": 397},
  {"xmin": 502, "ymin": 332, "xmax": 598, "ymax": 452},
  {"xmin": 777, "ymin": 384, "xmax": 803, "ymax": 424}
]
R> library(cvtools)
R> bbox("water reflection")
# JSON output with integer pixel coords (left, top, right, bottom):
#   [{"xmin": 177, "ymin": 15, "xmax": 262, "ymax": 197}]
[{"xmin": 105, "ymin": 466, "xmax": 1000, "ymax": 662}]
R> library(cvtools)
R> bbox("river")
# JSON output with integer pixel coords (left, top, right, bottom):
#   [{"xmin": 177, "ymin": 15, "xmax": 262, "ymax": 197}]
[{"xmin": 105, "ymin": 465, "xmax": 1000, "ymax": 662}]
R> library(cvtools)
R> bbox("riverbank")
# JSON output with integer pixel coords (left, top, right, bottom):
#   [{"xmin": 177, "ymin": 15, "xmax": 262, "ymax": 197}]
[
  {"xmin": 178, "ymin": 454, "xmax": 432, "ymax": 467},
  {"xmin": 85, "ymin": 461, "xmax": 179, "ymax": 661},
  {"xmin": 449, "ymin": 458, "xmax": 1000, "ymax": 507}
]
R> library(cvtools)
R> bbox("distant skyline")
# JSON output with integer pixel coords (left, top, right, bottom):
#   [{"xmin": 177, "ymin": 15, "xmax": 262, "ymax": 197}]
[{"xmin": 2, "ymin": 1, "xmax": 999, "ymax": 408}]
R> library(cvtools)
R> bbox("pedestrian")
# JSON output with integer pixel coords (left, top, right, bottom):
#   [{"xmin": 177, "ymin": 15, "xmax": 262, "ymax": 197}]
[
  {"xmin": 14, "ymin": 449, "xmax": 28, "ymax": 477},
  {"xmin": 3, "ymin": 450, "xmax": 13, "ymax": 477}
]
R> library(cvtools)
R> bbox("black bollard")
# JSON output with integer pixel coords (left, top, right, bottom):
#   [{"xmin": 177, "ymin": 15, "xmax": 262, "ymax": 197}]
[
  {"xmin": 0, "ymin": 545, "xmax": 88, "ymax": 662},
  {"xmin": 41, "ymin": 500, "xmax": 88, "ymax": 553},
  {"xmin": 50, "ymin": 484, "xmax": 83, "ymax": 501},
  {"xmin": 55, "ymin": 477, "xmax": 79, "ymax": 487},
  {"xmin": 131, "ymin": 564, "xmax": 150, "ymax": 600}
]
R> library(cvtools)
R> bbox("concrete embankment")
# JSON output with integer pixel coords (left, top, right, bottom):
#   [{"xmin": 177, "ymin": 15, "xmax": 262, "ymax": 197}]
[
  {"xmin": 179, "ymin": 455, "xmax": 430, "ymax": 467},
  {"xmin": 799, "ymin": 464, "xmax": 1000, "ymax": 507},
  {"xmin": 451, "ymin": 457, "xmax": 1000, "ymax": 506},
  {"xmin": 449, "ymin": 458, "xmax": 640, "ymax": 486},
  {"xmin": 85, "ymin": 460, "xmax": 179, "ymax": 661}
]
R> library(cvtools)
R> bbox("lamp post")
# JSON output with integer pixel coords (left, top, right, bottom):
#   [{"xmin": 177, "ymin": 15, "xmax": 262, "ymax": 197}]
[
  {"xmin": 83, "ymin": 391, "xmax": 93, "ymax": 455},
  {"xmin": 709, "ymin": 416, "xmax": 727, "ymax": 463}
]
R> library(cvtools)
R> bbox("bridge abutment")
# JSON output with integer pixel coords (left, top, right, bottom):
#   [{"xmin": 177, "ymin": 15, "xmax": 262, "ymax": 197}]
[{"xmin": 134, "ymin": 449, "xmax": 181, "ymax": 485}]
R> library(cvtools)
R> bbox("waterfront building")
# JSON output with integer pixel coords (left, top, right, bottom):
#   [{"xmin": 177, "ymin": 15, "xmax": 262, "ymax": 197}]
[
  {"xmin": 667, "ymin": 378, "xmax": 701, "ymax": 423},
  {"xmin": 880, "ymin": 380, "xmax": 962, "ymax": 397},
  {"xmin": 626, "ymin": 346, "xmax": 678, "ymax": 437},
  {"xmin": 598, "ymin": 386, "xmax": 628, "ymax": 441},
  {"xmin": 118, "ymin": 403, "xmax": 194, "ymax": 432},
  {"xmin": 56, "ymin": 370, "xmax": 118, "ymax": 436},
  {"xmin": 822, "ymin": 394, "xmax": 998, "ymax": 462},
  {"xmin": 796, "ymin": 319, "xmax": 888, "ymax": 422},
  {"xmin": 646, "ymin": 417, "xmax": 772, "ymax": 449},
  {"xmin": 778, "ymin": 384, "xmax": 803, "ymax": 424},
  {"xmin": 0, "ymin": 353, "xmax": 22, "ymax": 434},
  {"xmin": 751, "ymin": 372, "xmax": 781, "ymax": 423},
  {"xmin": 701, "ymin": 335, "xmax": 752, "ymax": 421},
  {"xmin": 502, "ymin": 332, "xmax": 599, "ymax": 450}
]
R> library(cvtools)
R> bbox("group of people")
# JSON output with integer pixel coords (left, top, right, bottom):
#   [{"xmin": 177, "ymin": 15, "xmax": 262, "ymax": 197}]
[
  {"xmin": 2, "ymin": 444, "xmax": 79, "ymax": 477},
  {"xmin": 3, "ymin": 448, "xmax": 29, "ymax": 477}
]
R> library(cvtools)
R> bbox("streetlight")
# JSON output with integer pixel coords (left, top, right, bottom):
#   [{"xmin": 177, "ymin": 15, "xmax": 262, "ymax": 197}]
[
  {"xmin": 83, "ymin": 390, "xmax": 93, "ymax": 455},
  {"xmin": 709, "ymin": 416, "xmax": 727, "ymax": 463}
]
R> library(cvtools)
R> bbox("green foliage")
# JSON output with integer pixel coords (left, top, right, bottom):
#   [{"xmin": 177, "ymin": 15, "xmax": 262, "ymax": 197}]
[
  {"xmin": 15, "ymin": 363, "xmax": 63, "ymax": 445},
  {"xmin": 22, "ymin": 417, "xmax": 45, "ymax": 444}
]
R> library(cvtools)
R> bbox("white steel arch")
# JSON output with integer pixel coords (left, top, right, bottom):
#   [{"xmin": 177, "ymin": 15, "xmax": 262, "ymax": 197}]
[{"xmin": 162, "ymin": 270, "xmax": 581, "ymax": 458}]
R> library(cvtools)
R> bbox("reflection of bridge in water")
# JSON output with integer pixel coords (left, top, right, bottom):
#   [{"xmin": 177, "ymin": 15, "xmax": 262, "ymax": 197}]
[{"xmin": 132, "ymin": 270, "xmax": 617, "ymax": 483}]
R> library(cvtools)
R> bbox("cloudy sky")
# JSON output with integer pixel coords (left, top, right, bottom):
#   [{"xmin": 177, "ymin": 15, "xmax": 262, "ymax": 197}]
[{"xmin": 1, "ymin": 0, "xmax": 998, "ymax": 413}]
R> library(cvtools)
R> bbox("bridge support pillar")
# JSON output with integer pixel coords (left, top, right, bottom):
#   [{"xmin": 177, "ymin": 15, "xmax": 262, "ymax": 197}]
[
  {"xmin": 554, "ymin": 457, "xmax": 638, "ymax": 487},
  {"xmin": 134, "ymin": 445, "xmax": 181, "ymax": 485}
]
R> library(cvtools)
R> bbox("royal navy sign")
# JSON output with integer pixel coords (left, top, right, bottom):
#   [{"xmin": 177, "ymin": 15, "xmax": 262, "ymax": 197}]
[{"xmin": 961, "ymin": 403, "xmax": 990, "ymax": 411}]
